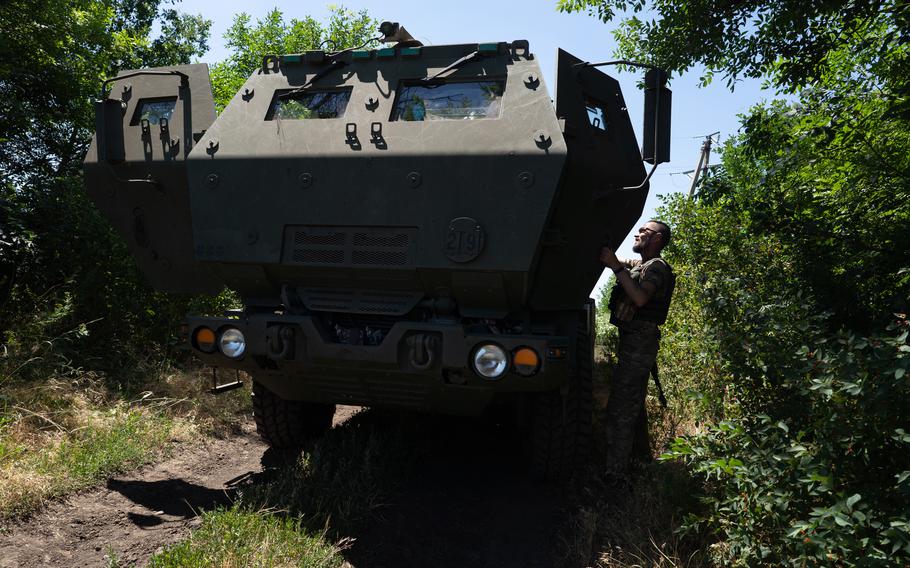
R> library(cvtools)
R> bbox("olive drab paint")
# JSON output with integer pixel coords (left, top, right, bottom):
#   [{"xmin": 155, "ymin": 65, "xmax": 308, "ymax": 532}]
[{"xmin": 83, "ymin": 32, "xmax": 671, "ymax": 420}]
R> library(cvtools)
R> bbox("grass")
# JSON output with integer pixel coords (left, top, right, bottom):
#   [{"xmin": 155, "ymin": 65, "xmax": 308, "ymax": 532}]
[
  {"xmin": 0, "ymin": 394, "xmax": 185, "ymax": 520},
  {"xmin": 149, "ymin": 411, "xmax": 417, "ymax": 567},
  {"xmin": 147, "ymin": 508, "xmax": 347, "ymax": 568},
  {"xmin": 0, "ymin": 366, "xmax": 249, "ymax": 523}
]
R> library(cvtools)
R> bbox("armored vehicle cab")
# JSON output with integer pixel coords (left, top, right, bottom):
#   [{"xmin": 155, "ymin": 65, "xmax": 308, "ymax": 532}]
[{"xmin": 84, "ymin": 23, "xmax": 671, "ymax": 480}]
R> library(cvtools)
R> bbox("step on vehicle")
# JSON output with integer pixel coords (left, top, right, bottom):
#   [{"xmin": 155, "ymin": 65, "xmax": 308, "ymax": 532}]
[{"xmin": 84, "ymin": 22, "xmax": 672, "ymax": 481}]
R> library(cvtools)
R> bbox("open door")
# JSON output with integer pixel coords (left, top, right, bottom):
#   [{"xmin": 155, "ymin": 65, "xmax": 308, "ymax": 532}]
[
  {"xmin": 529, "ymin": 49, "xmax": 649, "ymax": 309},
  {"xmin": 83, "ymin": 63, "xmax": 222, "ymax": 294}
]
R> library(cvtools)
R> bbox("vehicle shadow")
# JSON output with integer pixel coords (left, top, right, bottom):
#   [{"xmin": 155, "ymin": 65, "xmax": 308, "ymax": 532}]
[
  {"xmin": 106, "ymin": 478, "xmax": 235, "ymax": 526},
  {"xmin": 326, "ymin": 410, "xmax": 571, "ymax": 568}
]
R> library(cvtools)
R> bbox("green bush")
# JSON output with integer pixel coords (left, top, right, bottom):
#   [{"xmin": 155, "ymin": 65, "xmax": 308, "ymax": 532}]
[{"xmin": 665, "ymin": 318, "xmax": 910, "ymax": 566}]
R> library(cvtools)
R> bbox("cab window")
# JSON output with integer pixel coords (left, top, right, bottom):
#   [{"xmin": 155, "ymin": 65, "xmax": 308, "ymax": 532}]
[
  {"xmin": 585, "ymin": 97, "xmax": 609, "ymax": 132},
  {"xmin": 267, "ymin": 88, "xmax": 353, "ymax": 120},
  {"xmin": 391, "ymin": 80, "xmax": 505, "ymax": 121},
  {"xmin": 131, "ymin": 97, "xmax": 177, "ymax": 125}
]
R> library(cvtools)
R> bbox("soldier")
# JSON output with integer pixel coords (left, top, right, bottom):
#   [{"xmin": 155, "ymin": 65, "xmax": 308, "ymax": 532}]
[{"xmin": 599, "ymin": 219, "xmax": 676, "ymax": 482}]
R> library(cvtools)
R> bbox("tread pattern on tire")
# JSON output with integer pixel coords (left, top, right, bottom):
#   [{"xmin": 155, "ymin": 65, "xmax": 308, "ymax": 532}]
[
  {"xmin": 529, "ymin": 303, "xmax": 595, "ymax": 482},
  {"xmin": 252, "ymin": 380, "xmax": 335, "ymax": 448}
]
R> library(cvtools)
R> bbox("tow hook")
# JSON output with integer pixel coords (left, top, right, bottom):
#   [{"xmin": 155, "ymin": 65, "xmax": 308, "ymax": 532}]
[
  {"xmin": 267, "ymin": 325, "xmax": 295, "ymax": 360},
  {"xmin": 406, "ymin": 333, "xmax": 440, "ymax": 371}
]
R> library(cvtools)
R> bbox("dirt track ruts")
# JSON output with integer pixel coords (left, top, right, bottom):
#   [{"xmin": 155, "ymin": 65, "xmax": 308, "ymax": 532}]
[{"xmin": 0, "ymin": 405, "xmax": 575, "ymax": 568}]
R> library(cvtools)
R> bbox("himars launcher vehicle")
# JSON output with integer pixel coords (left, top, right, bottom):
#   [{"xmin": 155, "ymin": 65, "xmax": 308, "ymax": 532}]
[{"xmin": 84, "ymin": 22, "xmax": 671, "ymax": 480}]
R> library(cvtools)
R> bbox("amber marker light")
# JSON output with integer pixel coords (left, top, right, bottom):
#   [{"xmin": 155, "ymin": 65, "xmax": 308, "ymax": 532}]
[
  {"xmin": 513, "ymin": 347, "xmax": 540, "ymax": 376},
  {"xmin": 193, "ymin": 327, "xmax": 217, "ymax": 353}
]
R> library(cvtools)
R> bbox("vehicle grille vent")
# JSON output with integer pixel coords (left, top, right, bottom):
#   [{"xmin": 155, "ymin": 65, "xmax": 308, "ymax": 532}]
[
  {"xmin": 282, "ymin": 226, "xmax": 417, "ymax": 267},
  {"xmin": 295, "ymin": 232, "xmax": 345, "ymax": 246},
  {"xmin": 298, "ymin": 288, "xmax": 423, "ymax": 316},
  {"xmin": 292, "ymin": 249, "xmax": 345, "ymax": 264},
  {"xmin": 351, "ymin": 250, "xmax": 408, "ymax": 266}
]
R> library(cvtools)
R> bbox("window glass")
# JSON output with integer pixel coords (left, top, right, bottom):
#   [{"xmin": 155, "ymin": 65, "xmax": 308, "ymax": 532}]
[
  {"xmin": 131, "ymin": 97, "xmax": 177, "ymax": 125},
  {"xmin": 268, "ymin": 88, "xmax": 352, "ymax": 120},
  {"xmin": 391, "ymin": 81, "xmax": 505, "ymax": 121},
  {"xmin": 585, "ymin": 98, "xmax": 609, "ymax": 132}
]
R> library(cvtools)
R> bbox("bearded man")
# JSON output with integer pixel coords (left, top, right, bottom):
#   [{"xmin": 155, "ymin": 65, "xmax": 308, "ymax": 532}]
[{"xmin": 599, "ymin": 219, "xmax": 676, "ymax": 480}]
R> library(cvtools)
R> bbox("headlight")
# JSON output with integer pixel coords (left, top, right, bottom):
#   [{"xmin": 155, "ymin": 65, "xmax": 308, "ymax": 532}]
[
  {"xmin": 472, "ymin": 344, "xmax": 508, "ymax": 379},
  {"xmin": 219, "ymin": 328, "xmax": 246, "ymax": 359}
]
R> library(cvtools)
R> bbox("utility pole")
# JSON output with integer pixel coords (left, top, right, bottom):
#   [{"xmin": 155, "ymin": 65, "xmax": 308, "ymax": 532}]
[{"xmin": 688, "ymin": 131, "xmax": 720, "ymax": 198}]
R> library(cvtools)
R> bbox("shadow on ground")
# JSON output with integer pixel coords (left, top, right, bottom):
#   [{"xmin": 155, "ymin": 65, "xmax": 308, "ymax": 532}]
[
  {"xmin": 335, "ymin": 411, "xmax": 569, "ymax": 568},
  {"xmin": 106, "ymin": 478, "xmax": 235, "ymax": 526}
]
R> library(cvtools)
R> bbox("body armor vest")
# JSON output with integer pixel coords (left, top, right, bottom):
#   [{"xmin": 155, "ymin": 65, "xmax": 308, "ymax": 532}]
[{"xmin": 609, "ymin": 257, "xmax": 675, "ymax": 325}]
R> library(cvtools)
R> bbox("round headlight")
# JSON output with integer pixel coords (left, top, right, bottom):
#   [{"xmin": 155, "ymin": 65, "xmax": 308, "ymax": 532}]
[
  {"xmin": 219, "ymin": 328, "xmax": 246, "ymax": 359},
  {"xmin": 472, "ymin": 344, "xmax": 508, "ymax": 379}
]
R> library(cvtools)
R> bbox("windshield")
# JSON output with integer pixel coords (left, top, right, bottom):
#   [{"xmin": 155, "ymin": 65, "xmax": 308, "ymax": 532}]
[
  {"xmin": 267, "ymin": 88, "xmax": 352, "ymax": 120},
  {"xmin": 391, "ymin": 81, "xmax": 505, "ymax": 121}
]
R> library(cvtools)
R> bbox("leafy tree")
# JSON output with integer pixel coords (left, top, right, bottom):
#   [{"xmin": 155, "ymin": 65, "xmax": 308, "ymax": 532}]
[
  {"xmin": 558, "ymin": 0, "xmax": 910, "ymax": 93},
  {"xmin": 0, "ymin": 0, "xmax": 213, "ymax": 380},
  {"xmin": 565, "ymin": 0, "xmax": 910, "ymax": 563},
  {"xmin": 210, "ymin": 7, "xmax": 378, "ymax": 111}
]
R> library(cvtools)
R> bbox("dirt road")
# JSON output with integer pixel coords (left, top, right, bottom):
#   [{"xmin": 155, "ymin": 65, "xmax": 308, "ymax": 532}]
[
  {"xmin": 0, "ymin": 422, "xmax": 265, "ymax": 567},
  {"xmin": 0, "ymin": 406, "xmax": 579, "ymax": 567}
]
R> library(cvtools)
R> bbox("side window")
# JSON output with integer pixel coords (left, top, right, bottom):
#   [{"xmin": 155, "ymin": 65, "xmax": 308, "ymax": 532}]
[
  {"xmin": 267, "ymin": 88, "xmax": 353, "ymax": 120},
  {"xmin": 131, "ymin": 97, "xmax": 177, "ymax": 125},
  {"xmin": 391, "ymin": 80, "xmax": 505, "ymax": 121},
  {"xmin": 585, "ymin": 97, "xmax": 609, "ymax": 132}
]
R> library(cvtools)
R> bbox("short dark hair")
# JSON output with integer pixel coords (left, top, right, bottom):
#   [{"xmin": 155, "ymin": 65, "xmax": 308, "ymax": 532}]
[{"xmin": 648, "ymin": 219, "xmax": 671, "ymax": 248}]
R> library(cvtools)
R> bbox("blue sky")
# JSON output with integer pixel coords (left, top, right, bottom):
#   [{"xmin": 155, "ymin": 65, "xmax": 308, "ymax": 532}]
[{"xmin": 175, "ymin": 0, "xmax": 775, "ymax": 296}]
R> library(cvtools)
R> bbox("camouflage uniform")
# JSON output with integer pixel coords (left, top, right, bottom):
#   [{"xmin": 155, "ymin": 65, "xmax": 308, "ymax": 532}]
[{"xmin": 605, "ymin": 257, "xmax": 675, "ymax": 477}]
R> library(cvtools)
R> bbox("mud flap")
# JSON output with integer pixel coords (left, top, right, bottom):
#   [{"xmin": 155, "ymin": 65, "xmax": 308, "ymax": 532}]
[{"xmin": 83, "ymin": 63, "xmax": 222, "ymax": 293}]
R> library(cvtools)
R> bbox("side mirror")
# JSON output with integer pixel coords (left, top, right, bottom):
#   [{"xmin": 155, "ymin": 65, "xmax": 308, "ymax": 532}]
[
  {"xmin": 94, "ymin": 99, "xmax": 125, "ymax": 163},
  {"xmin": 642, "ymin": 69, "xmax": 671, "ymax": 165}
]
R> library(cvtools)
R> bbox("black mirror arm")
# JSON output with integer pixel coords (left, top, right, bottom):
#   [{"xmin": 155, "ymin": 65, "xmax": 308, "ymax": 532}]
[
  {"xmin": 619, "ymin": 162, "xmax": 659, "ymax": 192},
  {"xmin": 573, "ymin": 60, "xmax": 665, "ymax": 73}
]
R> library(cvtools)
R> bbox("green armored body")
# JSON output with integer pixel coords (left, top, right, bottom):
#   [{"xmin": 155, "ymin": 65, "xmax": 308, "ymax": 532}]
[{"xmin": 84, "ymin": 22, "xmax": 671, "ymax": 480}]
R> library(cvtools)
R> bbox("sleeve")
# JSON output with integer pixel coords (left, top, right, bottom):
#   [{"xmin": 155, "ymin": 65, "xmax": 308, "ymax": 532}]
[{"xmin": 640, "ymin": 259, "xmax": 669, "ymax": 291}]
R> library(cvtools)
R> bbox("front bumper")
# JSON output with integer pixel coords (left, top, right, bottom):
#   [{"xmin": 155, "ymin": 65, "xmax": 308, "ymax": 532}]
[{"xmin": 186, "ymin": 313, "xmax": 570, "ymax": 415}]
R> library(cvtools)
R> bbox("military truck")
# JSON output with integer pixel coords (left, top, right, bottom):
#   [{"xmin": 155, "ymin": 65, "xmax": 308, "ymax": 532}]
[{"xmin": 84, "ymin": 22, "xmax": 671, "ymax": 480}]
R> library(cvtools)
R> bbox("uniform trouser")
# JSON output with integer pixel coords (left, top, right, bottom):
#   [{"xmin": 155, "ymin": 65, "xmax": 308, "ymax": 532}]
[{"xmin": 605, "ymin": 320, "xmax": 661, "ymax": 474}]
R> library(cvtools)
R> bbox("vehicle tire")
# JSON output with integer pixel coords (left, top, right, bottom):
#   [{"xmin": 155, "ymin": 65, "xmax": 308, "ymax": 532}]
[
  {"xmin": 528, "ymin": 305, "xmax": 594, "ymax": 482},
  {"xmin": 252, "ymin": 380, "xmax": 336, "ymax": 448}
]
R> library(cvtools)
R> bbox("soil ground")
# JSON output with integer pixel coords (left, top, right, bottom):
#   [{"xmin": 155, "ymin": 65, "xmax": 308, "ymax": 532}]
[{"xmin": 0, "ymin": 405, "xmax": 579, "ymax": 568}]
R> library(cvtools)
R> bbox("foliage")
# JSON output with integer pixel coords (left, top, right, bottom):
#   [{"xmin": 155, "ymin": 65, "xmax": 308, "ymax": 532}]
[
  {"xmin": 150, "ymin": 411, "xmax": 415, "ymax": 566},
  {"xmin": 0, "ymin": 399, "xmax": 180, "ymax": 519},
  {"xmin": 567, "ymin": 0, "xmax": 910, "ymax": 564},
  {"xmin": 653, "ymin": 36, "xmax": 909, "ymax": 568},
  {"xmin": 148, "ymin": 508, "xmax": 345, "ymax": 568},
  {"xmin": 651, "ymin": 74, "xmax": 910, "ymax": 560},
  {"xmin": 665, "ymin": 319, "xmax": 910, "ymax": 566},
  {"xmin": 557, "ymin": 0, "xmax": 910, "ymax": 93},
  {"xmin": 210, "ymin": 7, "xmax": 378, "ymax": 111},
  {"xmin": 0, "ymin": 0, "xmax": 227, "ymax": 382}
]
